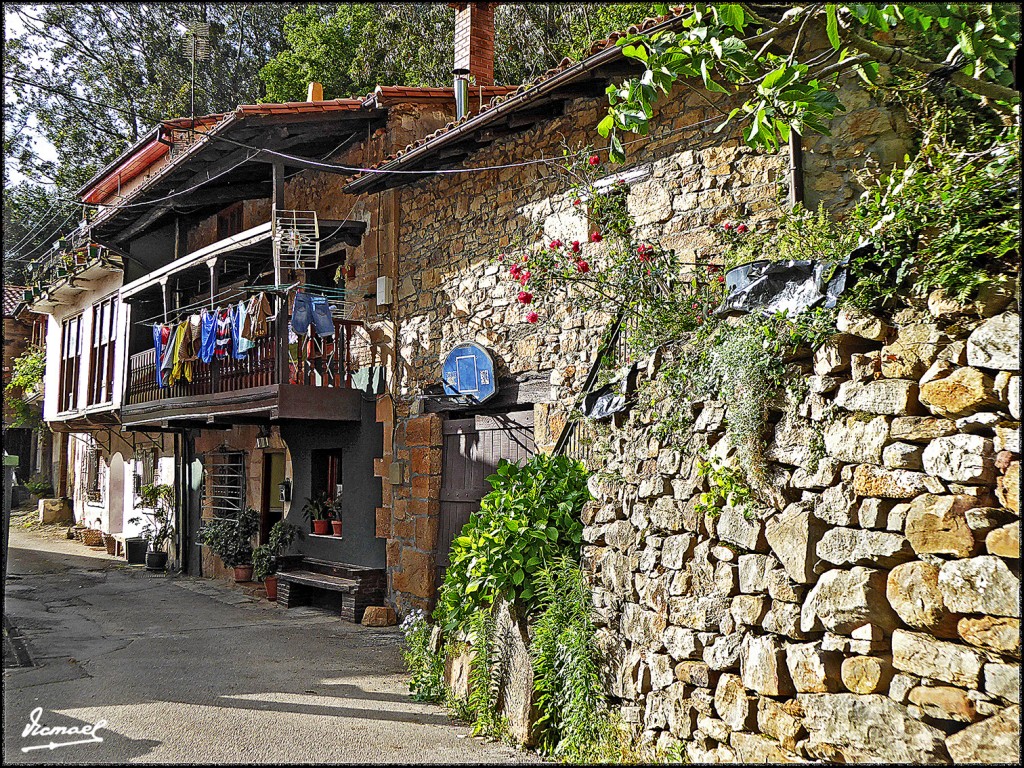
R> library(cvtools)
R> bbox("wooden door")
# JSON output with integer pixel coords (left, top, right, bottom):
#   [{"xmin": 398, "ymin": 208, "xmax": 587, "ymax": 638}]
[{"xmin": 437, "ymin": 410, "xmax": 535, "ymax": 583}]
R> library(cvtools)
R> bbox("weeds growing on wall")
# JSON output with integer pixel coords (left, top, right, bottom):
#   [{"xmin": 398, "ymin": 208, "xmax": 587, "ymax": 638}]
[{"xmin": 401, "ymin": 609, "xmax": 446, "ymax": 703}]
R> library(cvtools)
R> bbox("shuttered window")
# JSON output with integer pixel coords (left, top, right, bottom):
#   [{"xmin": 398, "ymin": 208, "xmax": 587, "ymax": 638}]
[
  {"xmin": 85, "ymin": 448, "xmax": 102, "ymax": 502},
  {"xmin": 59, "ymin": 314, "xmax": 83, "ymax": 413},
  {"xmin": 89, "ymin": 295, "xmax": 118, "ymax": 405}
]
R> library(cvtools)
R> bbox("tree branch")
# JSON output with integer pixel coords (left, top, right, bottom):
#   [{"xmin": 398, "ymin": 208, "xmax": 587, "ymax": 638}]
[{"xmin": 843, "ymin": 30, "xmax": 1020, "ymax": 103}]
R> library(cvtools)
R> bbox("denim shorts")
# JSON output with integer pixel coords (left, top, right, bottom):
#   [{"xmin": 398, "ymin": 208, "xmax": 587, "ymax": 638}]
[{"xmin": 291, "ymin": 292, "xmax": 335, "ymax": 337}]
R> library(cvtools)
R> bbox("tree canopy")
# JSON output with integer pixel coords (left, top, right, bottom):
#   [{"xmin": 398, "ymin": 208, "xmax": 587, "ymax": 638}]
[{"xmin": 599, "ymin": 3, "xmax": 1020, "ymax": 161}]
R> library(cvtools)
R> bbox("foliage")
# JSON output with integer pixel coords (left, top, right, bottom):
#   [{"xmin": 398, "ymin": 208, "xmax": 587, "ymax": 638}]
[
  {"xmin": 5, "ymin": 4, "xmax": 298, "ymax": 189},
  {"xmin": 530, "ymin": 557, "xmax": 627, "ymax": 763},
  {"xmin": 599, "ymin": 3, "xmax": 1020, "ymax": 161},
  {"xmin": 847, "ymin": 119, "xmax": 1020, "ymax": 309},
  {"xmin": 2, "ymin": 183, "xmax": 77, "ymax": 283},
  {"xmin": 128, "ymin": 483, "xmax": 175, "ymax": 551},
  {"xmin": 695, "ymin": 457, "xmax": 752, "ymax": 518},
  {"xmin": 400, "ymin": 609, "xmax": 447, "ymax": 703},
  {"xmin": 301, "ymin": 492, "xmax": 333, "ymax": 522},
  {"xmin": 251, "ymin": 520, "xmax": 303, "ymax": 581},
  {"xmin": 24, "ymin": 476, "xmax": 54, "ymax": 497},
  {"xmin": 434, "ymin": 454, "xmax": 590, "ymax": 632},
  {"xmin": 3, "ymin": 345, "xmax": 46, "ymax": 428},
  {"xmin": 198, "ymin": 506, "xmax": 259, "ymax": 567},
  {"xmin": 260, "ymin": 3, "xmax": 665, "ymax": 101},
  {"xmin": 720, "ymin": 205, "xmax": 863, "ymax": 271}
]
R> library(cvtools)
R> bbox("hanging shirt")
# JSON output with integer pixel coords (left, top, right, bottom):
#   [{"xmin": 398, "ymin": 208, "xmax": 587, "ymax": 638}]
[
  {"xmin": 188, "ymin": 313, "xmax": 203, "ymax": 360},
  {"xmin": 199, "ymin": 310, "xmax": 216, "ymax": 364},
  {"xmin": 242, "ymin": 293, "xmax": 272, "ymax": 340},
  {"xmin": 153, "ymin": 325, "xmax": 165, "ymax": 388},
  {"xmin": 159, "ymin": 324, "xmax": 175, "ymax": 385},
  {"xmin": 231, "ymin": 301, "xmax": 249, "ymax": 359},
  {"xmin": 168, "ymin": 321, "xmax": 193, "ymax": 386},
  {"xmin": 178, "ymin": 317, "xmax": 196, "ymax": 363},
  {"xmin": 215, "ymin": 309, "xmax": 232, "ymax": 358}
]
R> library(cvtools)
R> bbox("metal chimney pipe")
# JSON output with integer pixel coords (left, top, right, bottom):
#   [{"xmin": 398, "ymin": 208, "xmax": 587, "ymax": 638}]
[{"xmin": 454, "ymin": 69, "xmax": 470, "ymax": 120}]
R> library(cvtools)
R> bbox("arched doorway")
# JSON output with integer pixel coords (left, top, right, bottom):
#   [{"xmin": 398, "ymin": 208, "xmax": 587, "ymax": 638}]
[{"xmin": 108, "ymin": 452, "xmax": 125, "ymax": 532}]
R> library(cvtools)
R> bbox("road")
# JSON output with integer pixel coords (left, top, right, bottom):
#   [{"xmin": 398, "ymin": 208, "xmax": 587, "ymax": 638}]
[{"xmin": 2, "ymin": 520, "xmax": 532, "ymax": 764}]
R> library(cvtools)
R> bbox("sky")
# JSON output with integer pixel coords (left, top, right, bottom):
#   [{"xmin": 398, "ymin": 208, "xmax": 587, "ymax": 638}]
[{"xmin": 4, "ymin": 6, "xmax": 59, "ymax": 186}]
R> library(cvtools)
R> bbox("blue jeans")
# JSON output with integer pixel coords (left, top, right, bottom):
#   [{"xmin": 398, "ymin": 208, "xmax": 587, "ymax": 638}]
[{"xmin": 291, "ymin": 292, "xmax": 335, "ymax": 337}]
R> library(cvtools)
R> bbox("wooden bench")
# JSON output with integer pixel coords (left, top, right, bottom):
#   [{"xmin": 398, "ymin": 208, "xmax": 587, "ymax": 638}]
[{"xmin": 276, "ymin": 557, "xmax": 386, "ymax": 623}]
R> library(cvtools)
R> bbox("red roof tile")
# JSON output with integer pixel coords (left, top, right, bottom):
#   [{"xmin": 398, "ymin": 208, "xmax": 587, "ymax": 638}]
[{"xmin": 3, "ymin": 286, "xmax": 27, "ymax": 317}]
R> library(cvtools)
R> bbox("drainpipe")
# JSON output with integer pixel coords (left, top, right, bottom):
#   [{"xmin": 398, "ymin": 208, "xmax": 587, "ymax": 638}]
[{"xmin": 788, "ymin": 132, "xmax": 805, "ymax": 209}]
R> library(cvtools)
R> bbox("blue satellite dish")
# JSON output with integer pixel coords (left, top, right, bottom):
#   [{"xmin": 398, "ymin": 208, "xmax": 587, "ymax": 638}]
[{"xmin": 442, "ymin": 342, "xmax": 497, "ymax": 403}]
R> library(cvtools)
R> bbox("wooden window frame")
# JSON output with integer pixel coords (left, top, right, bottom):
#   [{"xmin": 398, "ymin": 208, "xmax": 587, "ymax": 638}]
[
  {"xmin": 59, "ymin": 314, "xmax": 83, "ymax": 413},
  {"xmin": 88, "ymin": 295, "xmax": 118, "ymax": 406},
  {"xmin": 85, "ymin": 447, "xmax": 102, "ymax": 503}
]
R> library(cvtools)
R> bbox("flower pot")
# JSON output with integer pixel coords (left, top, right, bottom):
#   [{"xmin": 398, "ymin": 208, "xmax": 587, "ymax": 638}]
[
  {"xmin": 331, "ymin": 520, "xmax": 343, "ymax": 537},
  {"xmin": 145, "ymin": 550, "xmax": 168, "ymax": 571},
  {"xmin": 103, "ymin": 534, "xmax": 117, "ymax": 555},
  {"xmin": 312, "ymin": 519, "xmax": 330, "ymax": 535},
  {"xmin": 264, "ymin": 575, "xmax": 278, "ymax": 601},
  {"xmin": 234, "ymin": 565, "xmax": 254, "ymax": 582},
  {"xmin": 125, "ymin": 537, "xmax": 147, "ymax": 564}
]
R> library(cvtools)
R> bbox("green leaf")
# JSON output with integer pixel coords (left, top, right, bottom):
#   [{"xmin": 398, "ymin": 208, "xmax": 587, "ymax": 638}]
[
  {"xmin": 825, "ymin": 5, "xmax": 840, "ymax": 50},
  {"xmin": 609, "ymin": 133, "xmax": 625, "ymax": 164},
  {"xmin": 717, "ymin": 4, "xmax": 745, "ymax": 31}
]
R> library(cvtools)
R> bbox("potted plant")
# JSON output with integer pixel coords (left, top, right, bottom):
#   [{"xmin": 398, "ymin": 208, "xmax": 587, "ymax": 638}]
[
  {"xmin": 198, "ymin": 506, "xmax": 259, "ymax": 581},
  {"xmin": 129, "ymin": 483, "xmax": 174, "ymax": 571},
  {"xmin": 303, "ymin": 492, "xmax": 332, "ymax": 535},
  {"xmin": 330, "ymin": 495, "xmax": 343, "ymax": 537},
  {"xmin": 252, "ymin": 520, "xmax": 303, "ymax": 601}
]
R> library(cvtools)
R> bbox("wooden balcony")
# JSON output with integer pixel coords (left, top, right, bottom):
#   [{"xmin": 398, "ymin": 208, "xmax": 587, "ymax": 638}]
[{"xmin": 122, "ymin": 316, "xmax": 364, "ymax": 427}]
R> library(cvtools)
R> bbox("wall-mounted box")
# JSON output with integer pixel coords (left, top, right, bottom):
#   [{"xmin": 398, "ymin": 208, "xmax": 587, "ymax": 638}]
[{"xmin": 376, "ymin": 276, "xmax": 393, "ymax": 306}]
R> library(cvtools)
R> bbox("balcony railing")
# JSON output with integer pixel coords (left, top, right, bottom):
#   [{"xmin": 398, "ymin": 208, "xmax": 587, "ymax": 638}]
[{"xmin": 125, "ymin": 315, "xmax": 361, "ymax": 408}]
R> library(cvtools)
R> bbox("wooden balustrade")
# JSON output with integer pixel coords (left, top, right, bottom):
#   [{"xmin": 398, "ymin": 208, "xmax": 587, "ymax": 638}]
[{"xmin": 125, "ymin": 314, "xmax": 361, "ymax": 407}]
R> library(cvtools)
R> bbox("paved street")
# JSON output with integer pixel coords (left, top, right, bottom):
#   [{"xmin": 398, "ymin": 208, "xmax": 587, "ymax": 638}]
[{"xmin": 2, "ymin": 520, "xmax": 531, "ymax": 764}]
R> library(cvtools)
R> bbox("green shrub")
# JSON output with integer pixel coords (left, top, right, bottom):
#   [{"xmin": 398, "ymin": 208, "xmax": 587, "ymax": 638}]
[
  {"xmin": 198, "ymin": 506, "xmax": 259, "ymax": 567},
  {"xmin": 434, "ymin": 454, "xmax": 591, "ymax": 632}
]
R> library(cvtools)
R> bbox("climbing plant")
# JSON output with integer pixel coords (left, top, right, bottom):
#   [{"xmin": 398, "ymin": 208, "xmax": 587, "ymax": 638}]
[{"xmin": 4, "ymin": 345, "xmax": 46, "ymax": 429}]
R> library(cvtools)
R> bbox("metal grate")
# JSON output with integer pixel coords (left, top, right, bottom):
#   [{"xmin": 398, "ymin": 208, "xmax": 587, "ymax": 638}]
[
  {"xmin": 204, "ymin": 450, "xmax": 246, "ymax": 519},
  {"xmin": 273, "ymin": 210, "xmax": 320, "ymax": 271}
]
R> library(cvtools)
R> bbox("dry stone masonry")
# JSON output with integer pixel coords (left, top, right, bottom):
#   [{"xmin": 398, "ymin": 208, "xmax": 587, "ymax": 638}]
[{"xmin": 582, "ymin": 294, "xmax": 1020, "ymax": 763}]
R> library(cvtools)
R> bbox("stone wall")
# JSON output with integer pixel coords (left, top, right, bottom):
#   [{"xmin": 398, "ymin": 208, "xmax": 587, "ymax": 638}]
[
  {"xmin": 381, "ymin": 72, "xmax": 912, "ymax": 613},
  {"xmin": 582, "ymin": 297, "xmax": 1020, "ymax": 763}
]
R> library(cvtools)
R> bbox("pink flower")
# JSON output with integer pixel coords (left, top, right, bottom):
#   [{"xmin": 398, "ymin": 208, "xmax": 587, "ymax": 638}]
[
  {"xmin": 517, "ymin": 290, "xmax": 533, "ymax": 304},
  {"xmin": 723, "ymin": 222, "xmax": 733, "ymax": 231},
  {"xmin": 549, "ymin": 239, "xmax": 562, "ymax": 250},
  {"xmin": 576, "ymin": 260, "xmax": 590, "ymax": 274},
  {"xmin": 737, "ymin": 224, "xmax": 748, "ymax": 234},
  {"xmin": 518, "ymin": 270, "xmax": 531, "ymax": 285},
  {"xmin": 570, "ymin": 240, "xmax": 581, "ymax": 253},
  {"xmin": 497, "ymin": 253, "xmax": 505, "ymax": 262},
  {"xmin": 691, "ymin": 302, "xmax": 699, "ymax": 309},
  {"xmin": 637, "ymin": 243, "xmax": 654, "ymax": 262},
  {"xmin": 590, "ymin": 231, "xmax": 603, "ymax": 243},
  {"xmin": 509, "ymin": 264, "xmax": 522, "ymax": 279},
  {"xmin": 588, "ymin": 155, "xmax": 600, "ymax": 166},
  {"xmin": 526, "ymin": 311, "xmax": 539, "ymax": 324}
]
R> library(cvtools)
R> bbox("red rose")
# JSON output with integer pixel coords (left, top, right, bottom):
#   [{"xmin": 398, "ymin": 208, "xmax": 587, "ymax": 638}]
[
  {"xmin": 588, "ymin": 155, "xmax": 600, "ymax": 166},
  {"xmin": 691, "ymin": 302, "xmax": 699, "ymax": 309},
  {"xmin": 573, "ymin": 199, "xmax": 582, "ymax": 206},
  {"xmin": 576, "ymin": 260, "xmax": 590, "ymax": 274},
  {"xmin": 590, "ymin": 232, "xmax": 602, "ymax": 243},
  {"xmin": 509, "ymin": 264, "xmax": 522, "ymax": 279},
  {"xmin": 723, "ymin": 222, "xmax": 733, "ymax": 231},
  {"xmin": 571, "ymin": 240, "xmax": 581, "ymax": 253},
  {"xmin": 526, "ymin": 311, "xmax": 539, "ymax": 324},
  {"xmin": 517, "ymin": 290, "xmax": 533, "ymax": 304},
  {"xmin": 549, "ymin": 239, "xmax": 562, "ymax": 250},
  {"xmin": 717, "ymin": 274, "xmax": 725, "ymax": 283},
  {"xmin": 707, "ymin": 264, "xmax": 720, "ymax": 273},
  {"xmin": 737, "ymin": 224, "xmax": 748, "ymax": 233},
  {"xmin": 521, "ymin": 254, "xmax": 529, "ymax": 262},
  {"xmin": 637, "ymin": 243, "xmax": 654, "ymax": 262}
]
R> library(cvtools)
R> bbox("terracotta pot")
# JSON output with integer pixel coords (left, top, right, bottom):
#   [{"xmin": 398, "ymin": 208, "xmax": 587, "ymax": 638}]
[
  {"xmin": 331, "ymin": 520, "xmax": 343, "ymax": 537},
  {"xmin": 312, "ymin": 519, "xmax": 330, "ymax": 535},
  {"xmin": 234, "ymin": 565, "xmax": 254, "ymax": 582},
  {"xmin": 264, "ymin": 575, "xmax": 278, "ymax": 601}
]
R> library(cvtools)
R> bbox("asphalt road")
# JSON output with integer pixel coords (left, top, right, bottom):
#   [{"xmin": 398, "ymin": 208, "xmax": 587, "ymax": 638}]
[{"xmin": 2, "ymin": 520, "xmax": 533, "ymax": 764}]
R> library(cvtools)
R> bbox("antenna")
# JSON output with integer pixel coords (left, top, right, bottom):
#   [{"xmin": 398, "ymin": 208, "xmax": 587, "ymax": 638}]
[{"xmin": 181, "ymin": 22, "xmax": 211, "ymax": 132}]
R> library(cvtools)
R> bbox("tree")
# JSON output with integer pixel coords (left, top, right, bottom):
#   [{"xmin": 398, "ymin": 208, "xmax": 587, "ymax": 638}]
[
  {"xmin": 260, "ymin": 3, "xmax": 664, "ymax": 101},
  {"xmin": 5, "ymin": 3, "xmax": 299, "ymax": 190},
  {"xmin": 598, "ymin": 3, "xmax": 1020, "ymax": 161}
]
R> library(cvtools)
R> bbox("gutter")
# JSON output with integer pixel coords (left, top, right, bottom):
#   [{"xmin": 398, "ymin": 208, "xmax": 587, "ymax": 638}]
[{"xmin": 344, "ymin": 13, "xmax": 685, "ymax": 195}]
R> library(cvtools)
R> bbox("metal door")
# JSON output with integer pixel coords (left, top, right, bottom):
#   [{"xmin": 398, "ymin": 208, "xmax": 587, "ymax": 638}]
[{"xmin": 437, "ymin": 410, "xmax": 535, "ymax": 582}]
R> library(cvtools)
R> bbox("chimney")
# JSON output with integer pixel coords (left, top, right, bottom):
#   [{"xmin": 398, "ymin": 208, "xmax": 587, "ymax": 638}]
[
  {"xmin": 307, "ymin": 82, "xmax": 324, "ymax": 102},
  {"xmin": 452, "ymin": 2, "xmax": 495, "ymax": 87}
]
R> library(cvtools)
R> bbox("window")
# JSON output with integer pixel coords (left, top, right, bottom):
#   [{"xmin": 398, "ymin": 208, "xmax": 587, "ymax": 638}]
[
  {"xmin": 85, "ymin": 448, "xmax": 102, "ymax": 503},
  {"xmin": 205, "ymin": 450, "xmax": 246, "ymax": 519},
  {"xmin": 136, "ymin": 448, "xmax": 157, "ymax": 494},
  {"xmin": 217, "ymin": 203, "xmax": 244, "ymax": 240},
  {"xmin": 59, "ymin": 314, "xmax": 83, "ymax": 413},
  {"xmin": 89, "ymin": 295, "xmax": 118, "ymax": 405},
  {"xmin": 311, "ymin": 448, "xmax": 344, "ymax": 502}
]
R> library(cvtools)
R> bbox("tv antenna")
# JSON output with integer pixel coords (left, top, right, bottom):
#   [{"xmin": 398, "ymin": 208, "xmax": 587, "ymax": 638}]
[{"xmin": 181, "ymin": 22, "xmax": 211, "ymax": 130}]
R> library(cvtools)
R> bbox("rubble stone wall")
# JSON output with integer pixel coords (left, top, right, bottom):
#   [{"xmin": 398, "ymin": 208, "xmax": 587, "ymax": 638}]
[{"xmin": 582, "ymin": 299, "xmax": 1020, "ymax": 763}]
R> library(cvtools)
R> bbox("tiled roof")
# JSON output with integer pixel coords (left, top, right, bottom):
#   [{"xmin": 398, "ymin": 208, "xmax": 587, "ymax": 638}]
[
  {"xmin": 3, "ymin": 286, "xmax": 26, "ymax": 317},
  {"xmin": 235, "ymin": 99, "xmax": 365, "ymax": 114},
  {"xmin": 345, "ymin": 6, "xmax": 687, "ymax": 189},
  {"xmin": 364, "ymin": 85, "xmax": 520, "ymax": 106}
]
